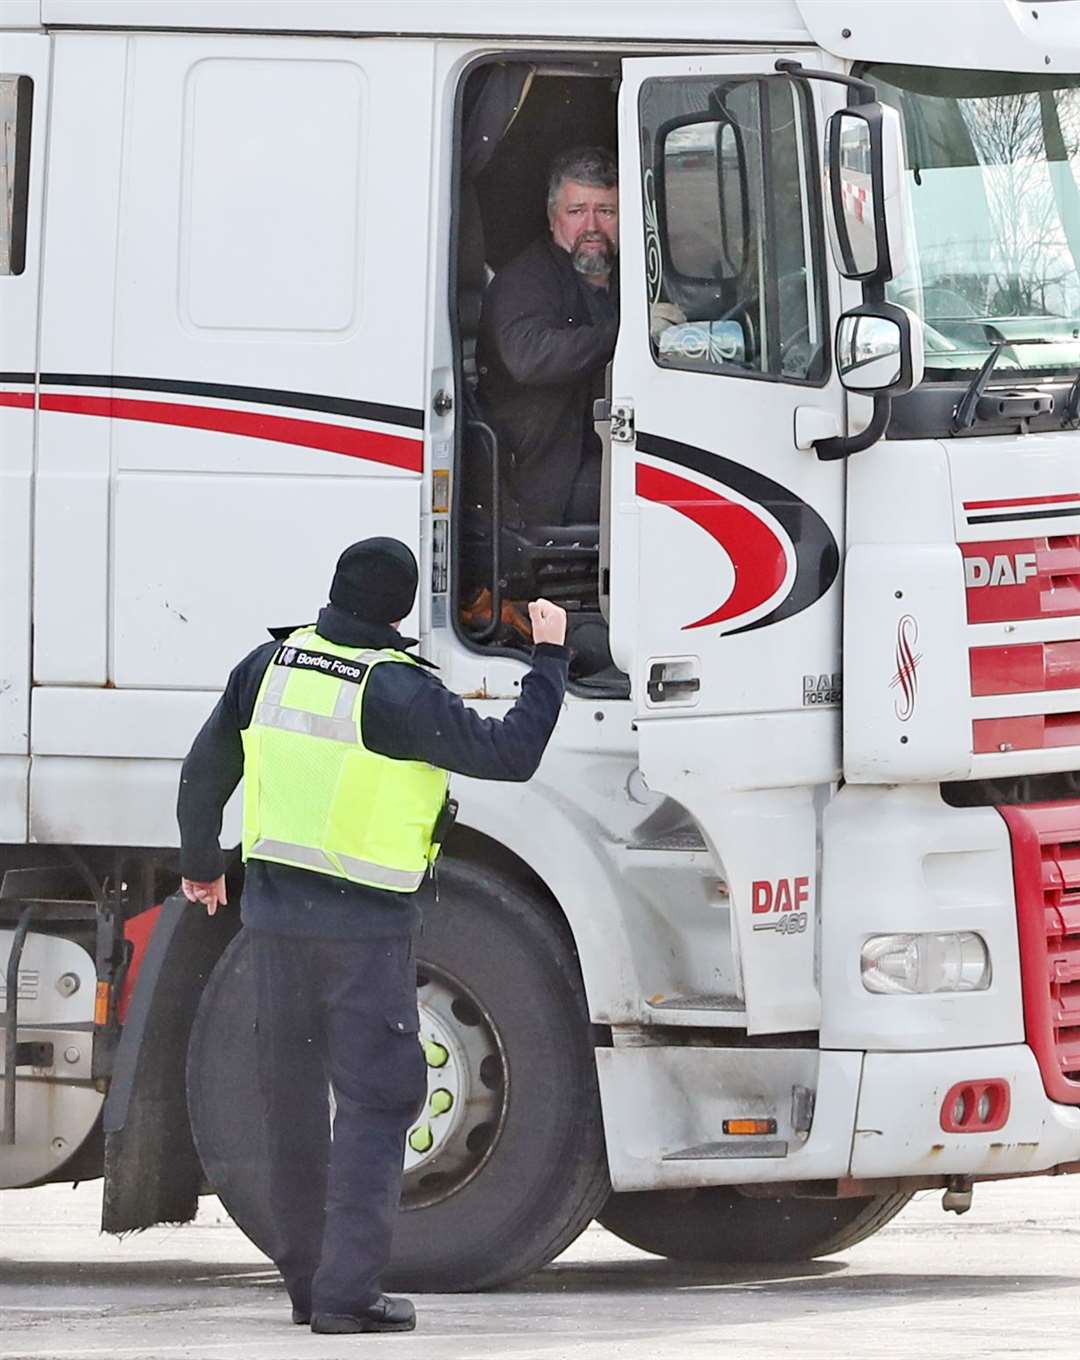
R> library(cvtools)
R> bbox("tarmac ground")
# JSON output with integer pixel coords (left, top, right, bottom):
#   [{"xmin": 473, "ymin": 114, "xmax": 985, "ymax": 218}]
[{"xmin": 2, "ymin": 1176, "xmax": 1080, "ymax": 1359}]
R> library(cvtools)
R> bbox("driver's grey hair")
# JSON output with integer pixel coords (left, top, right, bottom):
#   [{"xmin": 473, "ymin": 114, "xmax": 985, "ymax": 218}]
[{"xmin": 546, "ymin": 146, "xmax": 618, "ymax": 214}]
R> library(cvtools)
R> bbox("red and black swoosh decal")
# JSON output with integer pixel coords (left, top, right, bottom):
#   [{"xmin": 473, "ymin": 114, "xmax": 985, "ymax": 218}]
[
  {"xmin": 0, "ymin": 372, "xmax": 424, "ymax": 472},
  {"xmin": 636, "ymin": 431, "xmax": 839, "ymax": 635}
]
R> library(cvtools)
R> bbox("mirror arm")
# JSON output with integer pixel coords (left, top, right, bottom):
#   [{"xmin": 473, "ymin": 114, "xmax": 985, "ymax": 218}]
[
  {"xmin": 773, "ymin": 60, "xmax": 877, "ymax": 105},
  {"xmin": 814, "ymin": 395, "xmax": 892, "ymax": 462},
  {"xmin": 775, "ymin": 66, "xmax": 904, "ymax": 461}
]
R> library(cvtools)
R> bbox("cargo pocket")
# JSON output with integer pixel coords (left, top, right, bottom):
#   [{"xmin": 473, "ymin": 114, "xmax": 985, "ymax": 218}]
[{"xmin": 383, "ymin": 1009, "xmax": 428, "ymax": 1116}]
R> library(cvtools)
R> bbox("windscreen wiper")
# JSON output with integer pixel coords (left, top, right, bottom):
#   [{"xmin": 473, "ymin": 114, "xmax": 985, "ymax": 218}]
[{"xmin": 952, "ymin": 337, "xmax": 1056, "ymax": 433}]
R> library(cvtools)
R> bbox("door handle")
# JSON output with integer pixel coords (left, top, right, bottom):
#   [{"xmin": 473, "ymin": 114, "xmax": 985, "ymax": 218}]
[
  {"xmin": 646, "ymin": 659, "xmax": 701, "ymax": 704},
  {"xmin": 794, "ymin": 406, "xmax": 840, "ymax": 450}
]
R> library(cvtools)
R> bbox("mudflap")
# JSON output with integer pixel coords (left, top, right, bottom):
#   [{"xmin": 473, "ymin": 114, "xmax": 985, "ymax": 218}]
[{"xmin": 101, "ymin": 892, "xmax": 238, "ymax": 1233}]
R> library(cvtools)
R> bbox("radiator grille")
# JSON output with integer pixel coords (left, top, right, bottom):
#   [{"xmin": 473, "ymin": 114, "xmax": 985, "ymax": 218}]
[{"xmin": 1000, "ymin": 803, "xmax": 1080, "ymax": 1104}]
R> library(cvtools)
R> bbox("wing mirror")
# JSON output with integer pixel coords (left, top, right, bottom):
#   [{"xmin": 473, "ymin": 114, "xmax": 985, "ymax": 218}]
[
  {"xmin": 770, "ymin": 61, "xmax": 920, "ymax": 459},
  {"xmin": 815, "ymin": 301, "xmax": 923, "ymax": 459},
  {"xmin": 825, "ymin": 103, "xmax": 909, "ymax": 284},
  {"xmin": 836, "ymin": 303, "xmax": 924, "ymax": 395}
]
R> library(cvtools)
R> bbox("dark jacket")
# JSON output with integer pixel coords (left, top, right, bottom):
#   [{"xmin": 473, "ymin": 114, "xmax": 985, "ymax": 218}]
[
  {"xmin": 177, "ymin": 604, "xmax": 570, "ymax": 939},
  {"xmin": 477, "ymin": 236, "xmax": 618, "ymax": 524}
]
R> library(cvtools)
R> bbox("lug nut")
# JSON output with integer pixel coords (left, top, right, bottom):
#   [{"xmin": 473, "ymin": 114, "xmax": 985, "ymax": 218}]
[
  {"xmin": 408, "ymin": 1124, "xmax": 434, "ymax": 1154},
  {"xmin": 430, "ymin": 1088, "xmax": 453, "ymax": 1117},
  {"xmin": 423, "ymin": 1041, "xmax": 449, "ymax": 1069}
]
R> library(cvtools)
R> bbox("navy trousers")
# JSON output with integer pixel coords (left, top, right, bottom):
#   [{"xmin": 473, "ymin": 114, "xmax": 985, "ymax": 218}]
[{"xmin": 249, "ymin": 927, "xmax": 427, "ymax": 1315}]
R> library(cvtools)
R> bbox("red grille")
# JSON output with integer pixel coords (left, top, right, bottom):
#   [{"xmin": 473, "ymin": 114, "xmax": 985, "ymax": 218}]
[
  {"xmin": 999, "ymin": 802, "xmax": 1080, "ymax": 1104},
  {"xmin": 963, "ymin": 536, "xmax": 1080, "ymax": 625},
  {"xmin": 970, "ymin": 640, "xmax": 1080, "ymax": 696},
  {"xmin": 974, "ymin": 712, "xmax": 1080, "ymax": 754}
]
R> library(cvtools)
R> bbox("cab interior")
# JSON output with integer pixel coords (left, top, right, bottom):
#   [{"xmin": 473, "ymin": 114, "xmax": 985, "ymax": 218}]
[{"xmin": 451, "ymin": 59, "xmax": 628, "ymax": 695}]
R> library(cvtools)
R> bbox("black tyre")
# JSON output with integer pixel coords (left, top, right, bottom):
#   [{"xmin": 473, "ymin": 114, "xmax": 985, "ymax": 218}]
[
  {"xmin": 186, "ymin": 858, "xmax": 610, "ymax": 1291},
  {"xmin": 598, "ymin": 1186, "xmax": 912, "ymax": 1263}
]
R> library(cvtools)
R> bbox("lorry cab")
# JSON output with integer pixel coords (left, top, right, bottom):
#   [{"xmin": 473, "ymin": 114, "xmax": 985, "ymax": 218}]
[{"xmin": 6, "ymin": 0, "xmax": 1080, "ymax": 1294}]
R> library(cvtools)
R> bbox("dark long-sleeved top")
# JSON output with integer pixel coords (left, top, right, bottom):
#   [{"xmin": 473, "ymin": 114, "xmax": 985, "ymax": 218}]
[
  {"xmin": 477, "ymin": 236, "xmax": 618, "ymax": 523},
  {"xmin": 177, "ymin": 605, "xmax": 569, "ymax": 939}
]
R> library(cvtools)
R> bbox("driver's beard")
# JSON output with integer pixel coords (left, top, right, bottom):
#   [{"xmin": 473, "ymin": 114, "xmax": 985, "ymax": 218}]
[{"xmin": 571, "ymin": 234, "xmax": 616, "ymax": 278}]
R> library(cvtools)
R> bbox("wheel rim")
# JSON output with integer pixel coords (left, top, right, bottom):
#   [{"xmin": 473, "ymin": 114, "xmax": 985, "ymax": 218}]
[{"xmin": 402, "ymin": 964, "xmax": 507, "ymax": 1210}]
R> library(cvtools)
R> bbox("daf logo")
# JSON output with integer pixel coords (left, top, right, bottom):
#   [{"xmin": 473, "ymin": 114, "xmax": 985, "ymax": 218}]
[{"xmin": 964, "ymin": 552, "xmax": 1038, "ymax": 588}]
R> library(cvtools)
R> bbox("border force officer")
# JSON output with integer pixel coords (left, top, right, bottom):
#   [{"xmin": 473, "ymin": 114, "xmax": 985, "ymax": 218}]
[{"xmin": 177, "ymin": 537, "xmax": 570, "ymax": 1334}]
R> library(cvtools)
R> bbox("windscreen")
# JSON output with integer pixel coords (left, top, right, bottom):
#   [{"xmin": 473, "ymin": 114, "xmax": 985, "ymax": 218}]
[{"xmin": 867, "ymin": 64, "xmax": 1080, "ymax": 379}]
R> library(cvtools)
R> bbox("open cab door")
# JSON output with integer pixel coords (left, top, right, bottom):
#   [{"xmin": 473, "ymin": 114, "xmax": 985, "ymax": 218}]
[{"xmin": 608, "ymin": 53, "xmax": 850, "ymax": 1032}]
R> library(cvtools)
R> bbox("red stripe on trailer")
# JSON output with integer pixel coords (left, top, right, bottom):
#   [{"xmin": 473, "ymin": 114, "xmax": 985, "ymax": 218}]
[
  {"xmin": 38, "ymin": 392, "xmax": 424, "ymax": 472},
  {"xmin": 0, "ymin": 392, "xmax": 34, "ymax": 409},
  {"xmin": 964, "ymin": 494, "xmax": 1080, "ymax": 511},
  {"xmin": 970, "ymin": 641, "xmax": 1080, "ymax": 696}
]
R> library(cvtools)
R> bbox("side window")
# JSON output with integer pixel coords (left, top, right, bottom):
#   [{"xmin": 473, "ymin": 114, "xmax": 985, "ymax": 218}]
[
  {"xmin": 640, "ymin": 75, "xmax": 827, "ymax": 384},
  {"xmin": 0, "ymin": 74, "xmax": 32, "ymax": 277}
]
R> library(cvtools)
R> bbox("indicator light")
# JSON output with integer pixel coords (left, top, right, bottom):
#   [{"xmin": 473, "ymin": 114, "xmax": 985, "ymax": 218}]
[{"xmin": 722, "ymin": 1118, "xmax": 778, "ymax": 1136}]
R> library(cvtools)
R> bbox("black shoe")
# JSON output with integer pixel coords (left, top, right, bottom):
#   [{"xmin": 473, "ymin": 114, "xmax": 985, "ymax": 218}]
[
  {"xmin": 311, "ymin": 1295, "xmax": 416, "ymax": 1334},
  {"xmin": 288, "ymin": 1275, "xmax": 312, "ymax": 1326}
]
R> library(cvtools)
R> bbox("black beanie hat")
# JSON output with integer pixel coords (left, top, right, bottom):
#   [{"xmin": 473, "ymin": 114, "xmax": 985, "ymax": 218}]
[{"xmin": 329, "ymin": 537, "xmax": 418, "ymax": 624}]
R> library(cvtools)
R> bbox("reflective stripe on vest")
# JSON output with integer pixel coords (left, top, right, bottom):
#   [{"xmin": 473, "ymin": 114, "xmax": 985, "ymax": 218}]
[
  {"xmin": 247, "ymin": 838, "xmax": 426, "ymax": 892},
  {"xmin": 251, "ymin": 648, "xmax": 378, "ymax": 744}
]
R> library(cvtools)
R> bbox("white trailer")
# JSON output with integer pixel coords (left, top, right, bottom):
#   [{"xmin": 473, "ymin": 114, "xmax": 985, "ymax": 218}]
[{"xmin": 5, "ymin": 0, "xmax": 1080, "ymax": 1288}]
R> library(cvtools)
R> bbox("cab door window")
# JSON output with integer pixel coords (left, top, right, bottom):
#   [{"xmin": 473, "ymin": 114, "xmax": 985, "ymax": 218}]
[{"xmin": 640, "ymin": 75, "xmax": 827, "ymax": 384}]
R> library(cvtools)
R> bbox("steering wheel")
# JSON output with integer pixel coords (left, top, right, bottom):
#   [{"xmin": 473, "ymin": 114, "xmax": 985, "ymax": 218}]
[
  {"xmin": 710, "ymin": 298, "xmax": 757, "ymax": 366},
  {"xmin": 779, "ymin": 319, "xmax": 820, "ymax": 377},
  {"xmin": 710, "ymin": 269, "xmax": 820, "ymax": 374}
]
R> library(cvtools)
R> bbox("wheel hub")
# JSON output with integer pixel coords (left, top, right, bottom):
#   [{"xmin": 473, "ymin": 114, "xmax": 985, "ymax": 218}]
[{"xmin": 402, "ymin": 966, "xmax": 506, "ymax": 1209}]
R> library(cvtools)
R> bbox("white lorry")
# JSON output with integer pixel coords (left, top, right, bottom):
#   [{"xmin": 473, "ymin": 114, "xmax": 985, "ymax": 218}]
[{"xmin": 5, "ymin": 0, "xmax": 1080, "ymax": 1290}]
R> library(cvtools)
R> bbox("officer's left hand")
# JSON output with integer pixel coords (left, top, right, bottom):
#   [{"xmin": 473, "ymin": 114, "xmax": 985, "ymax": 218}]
[{"xmin": 182, "ymin": 875, "xmax": 228, "ymax": 916}]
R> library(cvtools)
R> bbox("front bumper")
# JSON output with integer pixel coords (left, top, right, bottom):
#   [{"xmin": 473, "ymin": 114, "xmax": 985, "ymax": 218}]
[
  {"xmin": 851, "ymin": 1043, "xmax": 1080, "ymax": 1179},
  {"xmin": 596, "ymin": 1041, "xmax": 1080, "ymax": 1192}
]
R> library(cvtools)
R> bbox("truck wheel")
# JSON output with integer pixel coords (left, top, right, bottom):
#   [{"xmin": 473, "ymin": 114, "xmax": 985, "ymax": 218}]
[
  {"xmin": 186, "ymin": 858, "xmax": 610, "ymax": 1291},
  {"xmin": 598, "ymin": 1187, "xmax": 911, "ymax": 1262}
]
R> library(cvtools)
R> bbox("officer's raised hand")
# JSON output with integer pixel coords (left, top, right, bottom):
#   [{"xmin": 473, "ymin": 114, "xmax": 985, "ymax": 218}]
[{"xmin": 528, "ymin": 598, "xmax": 567, "ymax": 646}]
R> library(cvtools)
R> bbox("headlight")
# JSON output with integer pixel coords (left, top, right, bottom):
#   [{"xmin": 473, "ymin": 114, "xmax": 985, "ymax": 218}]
[{"xmin": 860, "ymin": 932, "xmax": 991, "ymax": 995}]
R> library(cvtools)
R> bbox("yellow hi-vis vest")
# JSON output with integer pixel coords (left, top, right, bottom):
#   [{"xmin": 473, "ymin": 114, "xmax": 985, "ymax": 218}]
[{"xmin": 241, "ymin": 629, "xmax": 450, "ymax": 893}]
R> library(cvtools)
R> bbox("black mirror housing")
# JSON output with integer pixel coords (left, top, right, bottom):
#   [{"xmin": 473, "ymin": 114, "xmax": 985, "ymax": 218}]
[
  {"xmin": 826, "ymin": 102, "xmax": 908, "ymax": 285},
  {"xmin": 836, "ymin": 301, "xmax": 924, "ymax": 396}
]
